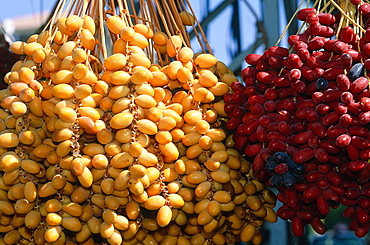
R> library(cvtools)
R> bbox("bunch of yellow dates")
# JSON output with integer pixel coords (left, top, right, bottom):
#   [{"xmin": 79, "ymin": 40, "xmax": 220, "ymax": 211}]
[{"xmin": 0, "ymin": 9, "xmax": 277, "ymax": 245}]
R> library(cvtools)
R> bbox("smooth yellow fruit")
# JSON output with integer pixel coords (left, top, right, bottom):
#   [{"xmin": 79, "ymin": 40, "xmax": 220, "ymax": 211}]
[
  {"xmin": 83, "ymin": 15, "xmax": 95, "ymax": 34},
  {"xmin": 65, "ymin": 15, "xmax": 83, "ymax": 30},
  {"xmin": 167, "ymin": 35, "xmax": 182, "ymax": 57},
  {"xmin": 128, "ymin": 33, "xmax": 149, "ymax": 49},
  {"xmin": 58, "ymin": 41, "xmax": 76, "ymax": 59},
  {"xmin": 194, "ymin": 54, "xmax": 217, "ymax": 68},
  {"xmin": 46, "ymin": 213, "xmax": 63, "ymax": 226},
  {"xmin": 157, "ymin": 206, "xmax": 172, "ymax": 227},
  {"xmin": 24, "ymin": 42, "xmax": 43, "ymax": 56},
  {"xmin": 137, "ymin": 119, "xmax": 158, "ymax": 135},
  {"xmin": 25, "ymin": 210, "xmax": 41, "ymax": 229},
  {"xmin": 153, "ymin": 32, "xmax": 168, "ymax": 46},
  {"xmin": 144, "ymin": 195, "xmax": 165, "ymax": 210},
  {"xmin": 133, "ymin": 24, "xmax": 154, "ymax": 39},
  {"xmin": 120, "ymin": 27, "xmax": 135, "ymax": 41},
  {"xmin": 179, "ymin": 11, "xmax": 196, "ymax": 26},
  {"xmin": 9, "ymin": 101, "xmax": 28, "ymax": 117},
  {"xmin": 240, "ymin": 224, "xmax": 256, "ymax": 243},
  {"xmin": 72, "ymin": 48, "xmax": 87, "ymax": 63},
  {"xmin": 62, "ymin": 217, "xmax": 82, "ymax": 232},
  {"xmin": 177, "ymin": 47, "xmax": 194, "ymax": 63},
  {"xmin": 10, "ymin": 41, "xmax": 26, "ymax": 55},
  {"xmin": 107, "ymin": 16, "xmax": 126, "ymax": 34},
  {"xmin": 0, "ymin": 133, "xmax": 19, "ymax": 148},
  {"xmin": 104, "ymin": 53, "xmax": 127, "ymax": 71},
  {"xmin": 110, "ymin": 71, "xmax": 131, "ymax": 85},
  {"xmin": 159, "ymin": 142, "xmax": 179, "ymax": 161},
  {"xmin": 81, "ymin": 29, "xmax": 96, "ymax": 50},
  {"xmin": 111, "ymin": 152, "xmax": 134, "ymax": 169},
  {"xmin": 110, "ymin": 112, "xmax": 133, "ymax": 129}
]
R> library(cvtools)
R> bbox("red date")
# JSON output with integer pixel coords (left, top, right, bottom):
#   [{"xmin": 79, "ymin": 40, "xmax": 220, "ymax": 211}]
[
  {"xmin": 300, "ymin": 65, "xmax": 315, "ymax": 81},
  {"xmin": 252, "ymin": 153, "xmax": 264, "ymax": 173},
  {"xmin": 292, "ymin": 216, "xmax": 304, "ymax": 237},
  {"xmin": 296, "ymin": 99, "xmax": 316, "ymax": 109},
  {"xmin": 351, "ymin": 136, "xmax": 370, "ymax": 149},
  {"xmin": 323, "ymin": 89, "xmax": 343, "ymax": 102},
  {"xmin": 343, "ymin": 49, "xmax": 361, "ymax": 61},
  {"xmin": 339, "ymin": 26, "xmax": 355, "ymax": 43},
  {"xmin": 359, "ymin": 111, "xmax": 370, "ymax": 125},
  {"xmin": 313, "ymin": 50, "xmax": 331, "ymax": 61},
  {"xmin": 311, "ymin": 217, "xmax": 326, "ymax": 235},
  {"xmin": 315, "ymin": 104, "xmax": 330, "ymax": 116},
  {"xmin": 329, "ymin": 185, "xmax": 345, "ymax": 196},
  {"xmin": 347, "ymin": 144, "xmax": 360, "ymax": 161},
  {"xmin": 322, "ymin": 112, "xmax": 340, "ymax": 126},
  {"xmin": 314, "ymin": 148, "xmax": 329, "ymax": 163},
  {"xmin": 308, "ymin": 135, "xmax": 321, "ymax": 148},
  {"xmin": 307, "ymin": 56, "xmax": 325, "ymax": 69},
  {"xmin": 347, "ymin": 102, "xmax": 362, "ymax": 115},
  {"xmin": 242, "ymin": 112, "xmax": 258, "ymax": 124},
  {"xmin": 359, "ymin": 3, "xmax": 370, "ymax": 15},
  {"xmin": 295, "ymin": 131, "xmax": 314, "ymax": 144},
  {"xmin": 250, "ymin": 103, "xmax": 266, "ymax": 116},
  {"xmin": 350, "ymin": 77, "xmax": 369, "ymax": 94},
  {"xmin": 293, "ymin": 41, "xmax": 308, "ymax": 51},
  {"xmin": 278, "ymin": 206, "xmax": 295, "ymax": 220},
  {"xmin": 325, "ymin": 171, "xmax": 342, "ymax": 185},
  {"xmin": 297, "ymin": 48, "xmax": 310, "ymax": 62},
  {"xmin": 323, "ymin": 66, "xmax": 345, "ymax": 80},
  {"xmin": 257, "ymin": 71, "xmax": 276, "ymax": 85},
  {"xmin": 349, "ymin": 160, "xmax": 368, "ymax": 171},
  {"xmin": 336, "ymin": 74, "xmax": 350, "ymax": 91},
  {"xmin": 274, "ymin": 77, "xmax": 291, "ymax": 87},
  {"xmin": 312, "ymin": 122, "xmax": 327, "ymax": 138},
  {"xmin": 267, "ymin": 131, "xmax": 286, "ymax": 142},
  {"xmin": 288, "ymin": 54, "xmax": 303, "ymax": 68},
  {"xmin": 244, "ymin": 144, "xmax": 262, "ymax": 157},
  {"xmin": 320, "ymin": 141, "xmax": 340, "ymax": 154},
  {"xmin": 258, "ymin": 115, "xmax": 272, "ymax": 127},
  {"xmin": 318, "ymin": 13, "xmax": 336, "ymax": 26},
  {"xmin": 327, "ymin": 126, "xmax": 347, "ymax": 138},
  {"xmin": 334, "ymin": 103, "xmax": 348, "ymax": 115},
  {"xmin": 285, "ymin": 188, "xmax": 298, "ymax": 208},
  {"xmin": 318, "ymin": 25, "xmax": 334, "ymax": 38},
  {"xmin": 293, "ymin": 148, "xmax": 314, "ymax": 163},
  {"xmin": 356, "ymin": 207, "xmax": 369, "ymax": 224},
  {"xmin": 278, "ymin": 121, "xmax": 292, "ymax": 136},
  {"xmin": 303, "ymin": 186, "xmax": 321, "ymax": 200},
  {"xmin": 349, "ymin": 126, "xmax": 369, "ymax": 137},
  {"xmin": 297, "ymin": 210, "xmax": 313, "ymax": 221},
  {"xmin": 268, "ymin": 46, "xmax": 289, "ymax": 57},
  {"xmin": 333, "ymin": 41, "xmax": 348, "ymax": 53},
  {"xmin": 340, "ymin": 91, "xmax": 354, "ymax": 104},
  {"xmin": 335, "ymin": 134, "xmax": 351, "ymax": 147},
  {"xmin": 268, "ymin": 139, "xmax": 287, "ymax": 152},
  {"xmin": 297, "ymin": 8, "xmax": 316, "ymax": 21},
  {"xmin": 317, "ymin": 195, "xmax": 330, "ymax": 216},
  {"xmin": 244, "ymin": 54, "xmax": 263, "ymax": 65},
  {"xmin": 308, "ymin": 37, "xmax": 326, "ymax": 51},
  {"xmin": 287, "ymin": 34, "xmax": 308, "ymax": 45},
  {"xmin": 339, "ymin": 114, "xmax": 353, "ymax": 127},
  {"xmin": 256, "ymin": 125, "xmax": 267, "ymax": 143}
]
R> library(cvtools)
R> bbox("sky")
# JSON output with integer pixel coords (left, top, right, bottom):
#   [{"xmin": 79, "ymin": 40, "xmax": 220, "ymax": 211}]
[{"xmin": 0, "ymin": 0, "xmax": 55, "ymax": 20}]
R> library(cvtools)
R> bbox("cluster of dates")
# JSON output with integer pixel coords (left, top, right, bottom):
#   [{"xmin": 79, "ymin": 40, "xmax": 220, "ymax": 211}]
[
  {"xmin": 225, "ymin": 2, "xmax": 370, "ymax": 238},
  {"xmin": 0, "ymin": 0, "xmax": 281, "ymax": 244}
]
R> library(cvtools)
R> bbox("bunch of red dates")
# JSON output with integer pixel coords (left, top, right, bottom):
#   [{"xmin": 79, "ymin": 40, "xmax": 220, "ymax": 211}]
[{"xmin": 225, "ymin": 1, "xmax": 370, "ymax": 238}]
